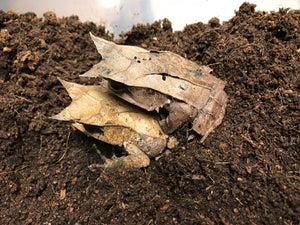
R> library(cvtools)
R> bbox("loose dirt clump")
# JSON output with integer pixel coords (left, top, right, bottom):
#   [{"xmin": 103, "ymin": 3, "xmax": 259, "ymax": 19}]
[{"xmin": 0, "ymin": 3, "xmax": 299, "ymax": 224}]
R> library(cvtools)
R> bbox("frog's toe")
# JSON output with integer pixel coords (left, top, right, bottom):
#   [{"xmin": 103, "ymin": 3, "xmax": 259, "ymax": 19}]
[
  {"xmin": 123, "ymin": 143, "xmax": 150, "ymax": 168},
  {"xmin": 100, "ymin": 144, "xmax": 150, "ymax": 169},
  {"xmin": 100, "ymin": 155, "xmax": 150, "ymax": 169}
]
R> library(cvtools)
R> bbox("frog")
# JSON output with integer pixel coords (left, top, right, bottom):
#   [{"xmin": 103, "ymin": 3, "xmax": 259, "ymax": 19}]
[
  {"xmin": 51, "ymin": 78, "xmax": 168, "ymax": 168},
  {"xmin": 81, "ymin": 33, "xmax": 228, "ymax": 142}
]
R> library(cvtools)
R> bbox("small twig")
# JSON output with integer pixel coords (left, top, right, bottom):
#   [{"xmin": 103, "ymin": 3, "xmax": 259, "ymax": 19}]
[
  {"xmin": 207, "ymin": 62, "xmax": 221, "ymax": 67},
  {"xmin": 215, "ymin": 161, "xmax": 230, "ymax": 165},
  {"xmin": 241, "ymin": 134, "xmax": 258, "ymax": 148},
  {"xmin": 0, "ymin": 165, "xmax": 29, "ymax": 175},
  {"xmin": 40, "ymin": 49, "xmax": 50, "ymax": 56},
  {"xmin": 40, "ymin": 135, "xmax": 43, "ymax": 152},
  {"xmin": 235, "ymin": 197, "xmax": 244, "ymax": 205},
  {"xmin": 208, "ymin": 175, "xmax": 215, "ymax": 184},
  {"xmin": 199, "ymin": 160, "xmax": 230, "ymax": 165},
  {"xmin": 56, "ymin": 130, "xmax": 71, "ymax": 163},
  {"xmin": 14, "ymin": 94, "xmax": 32, "ymax": 103}
]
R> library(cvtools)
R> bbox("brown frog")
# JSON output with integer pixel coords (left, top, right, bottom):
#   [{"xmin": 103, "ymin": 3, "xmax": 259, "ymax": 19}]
[
  {"xmin": 51, "ymin": 78, "xmax": 167, "ymax": 168},
  {"xmin": 82, "ymin": 33, "xmax": 228, "ymax": 142}
]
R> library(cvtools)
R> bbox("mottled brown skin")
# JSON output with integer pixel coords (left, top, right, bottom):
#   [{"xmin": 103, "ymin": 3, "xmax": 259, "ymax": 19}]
[
  {"xmin": 51, "ymin": 79, "xmax": 167, "ymax": 168},
  {"xmin": 82, "ymin": 33, "xmax": 228, "ymax": 142}
]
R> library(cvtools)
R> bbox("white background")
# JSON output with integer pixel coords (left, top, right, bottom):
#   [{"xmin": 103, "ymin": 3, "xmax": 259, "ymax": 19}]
[{"xmin": 1, "ymin": 0, "xmax": 299, "ymax": 37}]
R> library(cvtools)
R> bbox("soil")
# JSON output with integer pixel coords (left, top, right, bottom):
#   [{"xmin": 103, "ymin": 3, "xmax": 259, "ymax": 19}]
[{"xmin": 0, "ymin": 3, "xmax": 299, "ymax": 224}]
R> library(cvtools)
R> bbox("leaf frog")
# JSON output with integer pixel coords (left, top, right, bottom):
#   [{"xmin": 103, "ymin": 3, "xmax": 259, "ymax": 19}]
[
  {"xmin": 82, "ymin": 33, "xmax": 228, "ymax": 142},
  {"xmin": 51, "ymin": 78, "xmax": 168, "ymax": 168}
]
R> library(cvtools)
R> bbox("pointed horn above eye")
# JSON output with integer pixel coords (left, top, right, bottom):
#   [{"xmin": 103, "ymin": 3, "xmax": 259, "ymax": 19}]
[
  {"xmin": 89, "ymin": 32, "xmax": 118, "ymax": 58},
  {"xmin": 79, "ymin": 64, "xmax": 100, "ymax": 77},
  {"xmin": 56, "ymin": 77, "xmax": 79, "ymax": 100}
]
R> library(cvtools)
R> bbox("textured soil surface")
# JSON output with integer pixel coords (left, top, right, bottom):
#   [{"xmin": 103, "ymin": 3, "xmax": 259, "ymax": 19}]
[{"xmin": 0, "ymin": 3, "xmax": 299, "ymax": 224}]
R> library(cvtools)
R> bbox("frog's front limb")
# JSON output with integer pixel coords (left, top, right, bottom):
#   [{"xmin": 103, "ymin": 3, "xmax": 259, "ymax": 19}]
[
  {"xmin": 102, "ymin": 143, "xmax": 150, "ymax": 168},
  {"xmin": 72, "ymin": 123, "xmax": 151, "ymax": 168},
  {"xmin": 160, "ymin": 101, "xmax": 197, "ymax": 134}
]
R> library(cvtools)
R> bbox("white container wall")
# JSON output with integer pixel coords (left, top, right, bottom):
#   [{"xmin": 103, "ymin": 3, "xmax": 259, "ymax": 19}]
[{"xmin": 0, "ymin": 0, "xmax": 299, "ymax": 36}]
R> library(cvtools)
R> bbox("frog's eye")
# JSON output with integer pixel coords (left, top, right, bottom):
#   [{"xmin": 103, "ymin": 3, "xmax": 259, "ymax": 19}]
[{"xmin": 108, "ymin": 80, "xmax": 126, "ymax": 93}]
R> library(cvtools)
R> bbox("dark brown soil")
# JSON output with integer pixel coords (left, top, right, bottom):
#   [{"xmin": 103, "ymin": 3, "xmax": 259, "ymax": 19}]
[{"xmin": 0, "ymin": 3, "xmax": 299, "ymax": 224}]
